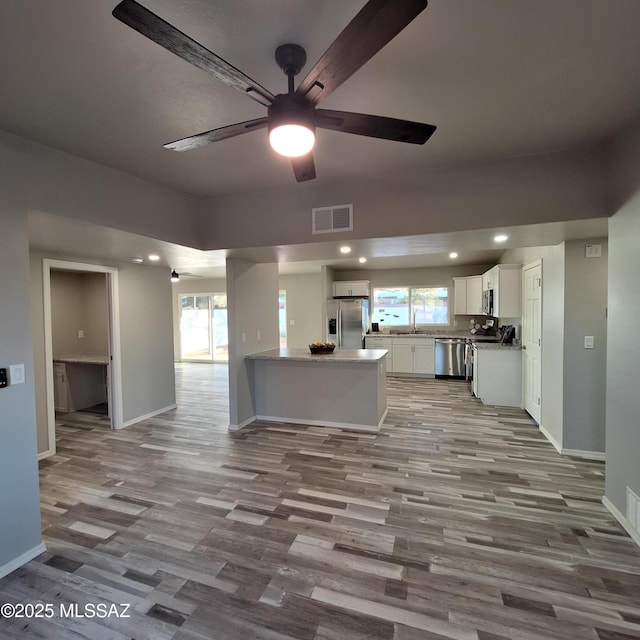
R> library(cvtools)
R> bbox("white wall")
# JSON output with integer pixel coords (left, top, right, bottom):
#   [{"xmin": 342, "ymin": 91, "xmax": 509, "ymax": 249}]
[
  {"xmin": 562, "ymin": 239, "xmax": 608, "ymax": 452},
  {"xmin": 226, "ymin": 259, "xmax": 279, "ymax": 429},
  {"xmin": 605, "ymin": 114, "xmax": 640, "ymax": 518},
  {"xmin": 169, "ymin": 273, "xmax": 322, "ymax": 358},
  {"xmin": 278, "ymin": 274, "xmax": 323, "ymax": 348},
  {"xmin": 201, "ymin": 147, "xmax": 608, "ymax": 251},
  {"xmin": 0, "ymin": 208, "xmax": 43, "ymax": 575},
  {"xmin": 117, "ymin": 264, "xmax": 176, "ymax": 424},
  {"xmin": 501, "ymin": 239, "xmax": 608, "ymax": 455},
  {"xmin": 50, "ymin": 271, "xmax": 109, "ymax": 357},
  {"xmin": 0, "ymin": 129, "xmax": 199, "ymax": 576}
]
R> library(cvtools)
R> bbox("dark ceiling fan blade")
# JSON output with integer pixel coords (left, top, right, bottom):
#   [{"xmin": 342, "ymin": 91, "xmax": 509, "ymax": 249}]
[
  {"xmin": 164, "ymin": 118, "xmax": 268, "ymax": 152},
  {"xmin": 291, "ymin": 153, "xmax": 316, "ymax": 182},
  {"xmin": 112, "ymin": 0, "xmax": 275, "ymax": 106},
  {"xmin": 317, "ymin": 109, "xmax": 436, "ymax": 144},
  {"xmin": 295, "ymin": 0, "xmax": 428, "ymax": 105}
]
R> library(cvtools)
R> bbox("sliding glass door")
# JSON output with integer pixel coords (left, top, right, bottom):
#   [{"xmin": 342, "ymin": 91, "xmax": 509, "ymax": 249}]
[{"xmin": 179, "ymin": 293, "xmax": 228, "ymax": 362}]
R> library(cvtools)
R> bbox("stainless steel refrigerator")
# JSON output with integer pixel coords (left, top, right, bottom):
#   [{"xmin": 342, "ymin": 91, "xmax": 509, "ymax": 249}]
[{"xmin": 326, "ymin": 298, "xmax": 369, "ymax": 349}]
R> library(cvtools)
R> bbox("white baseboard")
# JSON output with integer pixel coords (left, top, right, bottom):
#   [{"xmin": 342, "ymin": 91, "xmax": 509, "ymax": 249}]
[
  {"xmin": 37, "ymin": 450, "xmax": 53, "ymax": 461},
  {"xmin": 539, "ymin": 424, "xmax": 562, "ymax": 453},
  {"xmin": 602, "ymin": 495, "xmax": 640, "ymax": 548},
  {"xmin": 539, "ymin": 425, "xmax": 605, "ymax": 461},
  {"xmin": 254, "ymin": 411, "xmax": 386, "ymax": 433},
  {"xmin": 228, "ymin": 415, "xmax": 257, "ymax": 431},
  {"xmin": 561, "ymin": 448, "xmax": 606, "ymax": 461},
  {"xmin": 119, "ymin": 403, "xmax": 177, "ymax": 429},
  {"xmin": 0, "ymin": 543, "xmax": 47, "ymax": 580}
]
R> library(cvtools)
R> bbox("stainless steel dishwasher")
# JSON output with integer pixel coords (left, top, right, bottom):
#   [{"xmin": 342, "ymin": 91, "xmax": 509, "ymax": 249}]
[{"xmin": 435, "ymin": 338, "xmax": 467, "ymax": 378}]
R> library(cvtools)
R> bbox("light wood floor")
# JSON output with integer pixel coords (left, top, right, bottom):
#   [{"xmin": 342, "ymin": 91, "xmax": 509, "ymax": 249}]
[{"xmin": 1, "ymin": 363, "xmax": 640, "ymax": 639}]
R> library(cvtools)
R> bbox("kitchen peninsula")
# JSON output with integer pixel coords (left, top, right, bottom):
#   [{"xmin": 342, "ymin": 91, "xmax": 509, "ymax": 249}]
[{"xmin": 246, "ymin": 348, "xmax": 388, "ymax": 431}]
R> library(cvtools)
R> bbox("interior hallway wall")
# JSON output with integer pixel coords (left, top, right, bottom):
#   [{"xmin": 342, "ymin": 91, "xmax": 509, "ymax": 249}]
[
  {"xmin": 562, "ymin": 238, "xmax": 608, "ymax": 453},
  {"xmin": 605, "ymin": 113, "xmax": 640, "ymax": 528},
  {"xmin": 226, "ymin": 259, "xmax": 279, "ymax": 429},
  {"xmin": 0, "ymin": 208, "xmax": 43, "ymax": 577}
]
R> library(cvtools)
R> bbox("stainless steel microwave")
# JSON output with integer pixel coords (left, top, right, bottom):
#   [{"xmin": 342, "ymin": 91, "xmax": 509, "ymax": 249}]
[{"xmin": 482, "ymin": 289, "xmax": 494, "ymax": 316}]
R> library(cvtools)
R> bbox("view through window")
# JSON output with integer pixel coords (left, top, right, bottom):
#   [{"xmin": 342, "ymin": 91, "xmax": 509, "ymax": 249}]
[{"xmin": 372, "ymin": 286, "xmax": 448, "ymax": 327}]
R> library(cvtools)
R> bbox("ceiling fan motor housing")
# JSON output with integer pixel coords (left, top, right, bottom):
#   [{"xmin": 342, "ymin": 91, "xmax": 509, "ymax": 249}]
[{"xmin": 267, "ymin": 93, "xmax": 316, "ymax": 136}]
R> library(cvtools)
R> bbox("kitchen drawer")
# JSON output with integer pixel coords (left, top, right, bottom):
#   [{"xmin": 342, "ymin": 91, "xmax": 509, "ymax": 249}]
[{"xmin": 365, "ymin": 336, "xmax": 392, "ymax": 371}]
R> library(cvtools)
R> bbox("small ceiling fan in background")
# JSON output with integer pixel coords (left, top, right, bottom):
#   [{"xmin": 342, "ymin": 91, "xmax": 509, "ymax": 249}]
[{"xmin": 112, "ymin": 0, "xmax": 436, "ymax": 182}]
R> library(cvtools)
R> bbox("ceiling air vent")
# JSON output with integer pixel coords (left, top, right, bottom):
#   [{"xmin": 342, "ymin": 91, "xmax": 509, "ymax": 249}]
[{"xmin": 312, "ymin": 204, "xmax": 353, "ymax": 235}]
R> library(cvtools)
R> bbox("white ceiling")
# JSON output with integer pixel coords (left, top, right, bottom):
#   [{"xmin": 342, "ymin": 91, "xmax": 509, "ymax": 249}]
[{"xmin": 5, "ymin": 1, "xmax": 637, "ymax": 273}]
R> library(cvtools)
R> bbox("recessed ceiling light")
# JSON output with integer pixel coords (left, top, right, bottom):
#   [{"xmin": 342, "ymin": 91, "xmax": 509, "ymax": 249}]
[
  {"xmin": 340, "ymin": 246, "xmax": 352, "ymax": 254},
  {"xmin": 494, "ymin": 234, "xmax": 508, "ymax": 243},
  {"xmin": 130, "ymin": 257, "xmax": 143, "ymax": 264},
  {"xmin": 358, "ymin": 257, "xmax": 367, "ymax": 264},
  {"xmin": 148, "ymin": 254, "xmax": 160, "ymax": 261},
  {"xmin": 449, "ymin": 252, "xmax": 458, "ymax": 259}
]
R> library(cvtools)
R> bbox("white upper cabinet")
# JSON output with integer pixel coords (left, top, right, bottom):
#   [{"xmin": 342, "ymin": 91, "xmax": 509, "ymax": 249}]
[
  {"xmin": 333, "ymin": 281, "xmax": 370, "ymax": 297},
  {"xmin": 482, "ymin": 264, "xmax": 522, "ymax": 317},
  {"xmin": 453, "ymin": 275, "xmax": 483, "ymax": 315}
]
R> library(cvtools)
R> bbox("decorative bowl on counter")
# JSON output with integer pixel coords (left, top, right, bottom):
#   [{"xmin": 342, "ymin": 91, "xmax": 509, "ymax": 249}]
[{"xmin": 309, "ymin": 342, "xmax": 336, "ymax": 354}]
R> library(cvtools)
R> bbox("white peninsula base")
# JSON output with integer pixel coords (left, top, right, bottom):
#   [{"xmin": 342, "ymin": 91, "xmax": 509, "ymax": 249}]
[{"xmin": 245, "ymin": 348, "xmax": 388, "ymax": 432}]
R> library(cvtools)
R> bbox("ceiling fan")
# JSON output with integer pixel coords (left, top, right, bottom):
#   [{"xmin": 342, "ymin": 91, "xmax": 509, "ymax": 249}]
[{"xmin": 112, "ymin": 0, "xmax": 436, "ymax": 183}]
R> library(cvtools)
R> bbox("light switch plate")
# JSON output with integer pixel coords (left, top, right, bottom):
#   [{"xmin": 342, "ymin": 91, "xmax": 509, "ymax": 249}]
[
  {"xmin": 10, "ymin": 363, "xmax": 25, "ymax": 384},
  {"xmin": 584, "ymin": 336, "xmax": 594, "ymax": 349}
]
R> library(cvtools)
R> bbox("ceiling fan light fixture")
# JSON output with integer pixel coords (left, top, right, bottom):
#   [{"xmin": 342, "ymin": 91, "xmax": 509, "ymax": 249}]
[
  {"xmin": 268, "ymin": 94, "xmax": 316, "ymax": 158},
  {"xmin": 269, "ymin": 124, "xmax": 315, "ymax": 157},
  {"xmin": 170, "ymin": 269, "xmax": 180, "ymax": 283}
]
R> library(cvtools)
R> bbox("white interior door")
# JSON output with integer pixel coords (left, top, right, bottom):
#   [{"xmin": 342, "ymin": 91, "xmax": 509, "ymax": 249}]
[{"xmin": 522, "ymin": 261, "xmax": 542, "ymax": 423}]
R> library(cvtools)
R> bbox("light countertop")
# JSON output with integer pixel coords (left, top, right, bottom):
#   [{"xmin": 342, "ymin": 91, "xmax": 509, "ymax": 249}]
[
  {"xmin": 53, "ymin": 354, "xmax": 109, "ymax": 364},
  {"xmin": 472, "ymin": 343, "xmax": 521, "ymax": 350},
  {"xmin": 368, "ymin": 332, "xmax": 500, "ymax": 341},
  {"xmin": 246, "ymin": 348, "xmax": 387, "ymax": 363}
]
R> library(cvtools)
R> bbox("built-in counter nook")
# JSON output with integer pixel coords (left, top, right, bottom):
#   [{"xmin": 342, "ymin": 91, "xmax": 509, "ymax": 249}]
[
  {"xmin": 245, "ymin": 348, "xmax": 388, "ymax": 432},
  {"xmin": 53, "ymin": 355, "xmax": 109, "ymax": 415}
]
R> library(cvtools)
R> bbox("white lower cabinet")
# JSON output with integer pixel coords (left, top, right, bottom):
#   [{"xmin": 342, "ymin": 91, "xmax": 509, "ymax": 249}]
[
  {"xmin": 53, "ymin": 362, "xmax": 69, "ymax": 412},
  {"xmin": 473, "ymin": 346, "xmax": 522, "ymax": 407},
  {"xmin": 391, "ymin": 338, "xmax": 435, "ymax": 376},
  {"xmin": 391, "ymin": 344, "xmax": 413, "ymax": 373},
  {"xmin": 365, "ymin": 336, "xmax": 434, "ymax": 375}
]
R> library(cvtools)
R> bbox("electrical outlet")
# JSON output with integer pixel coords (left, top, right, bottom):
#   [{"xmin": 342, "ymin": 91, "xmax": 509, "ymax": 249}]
[
  {"xmin": 289, "ymin": 319, "xmax": 295, "ymax": 326},
  {"xmin": 78, "ymin": 329, "xmax": 84, "ymax": 339},
  {"xmin": 257, "ymin": 330, "xmax": 261, "ymax": 340},
  {"xmin": 0, "ymin": 368, "xmax": 7, "ymax": 388},
  {"xmin": 241, "ymin": 333, "xmax": 246, "ymax": 344}
]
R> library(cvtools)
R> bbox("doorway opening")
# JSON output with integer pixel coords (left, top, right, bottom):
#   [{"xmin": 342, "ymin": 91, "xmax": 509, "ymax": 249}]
[
  {"xmin": 179, "ymin": 293, "xmax": 228, "ymax": 362},
  {"xmin": 42, "ymin": 259, "xmax": 123, "ymax": 458}
]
